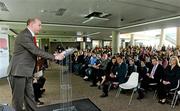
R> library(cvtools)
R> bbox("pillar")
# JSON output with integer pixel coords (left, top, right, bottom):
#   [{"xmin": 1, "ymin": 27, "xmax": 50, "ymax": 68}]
[
  {"xmin": 112, "ymin": 31, "xmax": 120, "ymax": 55},
  {"xmin": 158, "ymin": 29, "xmax": 165, "ymax": 50},
  {"xmin": 80, "ymin": 42, "xmax": 86, "ymax": 50},
  {"xmin": 99, "ymin": 40, "xmax": 103, "ymax": 48},
  {"xmin": 176, "ymin": 27, "xmax": 180, "ymax": 48},
  {"xmin": 129, "ymin": 34, "xmax": 134, "ymax": 46}
]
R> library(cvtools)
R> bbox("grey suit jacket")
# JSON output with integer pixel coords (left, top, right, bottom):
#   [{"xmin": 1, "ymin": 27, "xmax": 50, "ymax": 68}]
[{"xmin": 7, "ymin": 28, "xmax": 55, "ymax": 77}]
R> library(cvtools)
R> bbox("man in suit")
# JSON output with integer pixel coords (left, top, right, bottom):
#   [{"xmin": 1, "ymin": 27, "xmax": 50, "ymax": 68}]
[
  {"xmin": 115, "ymin": 55, "xmax": 127, "ymax": 84},
  {"xmin": 137, "ymin": 56, "xmax": 164, "ymax": 99},
  {"xmin": 7, "ymin": 18, "xmax": 65, "ymax": 111}
]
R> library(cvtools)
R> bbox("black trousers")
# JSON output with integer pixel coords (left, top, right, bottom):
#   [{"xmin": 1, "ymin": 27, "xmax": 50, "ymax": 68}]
[
  {"xmin": 33, "ymin": 77, "xmax": 46, "ymax": 101},
  {"xmin": 102, "ymin": 77, "xmax": 118, "ymax": 95},
  {"xmin": 157, "ymin": 82, "xmax": 175, "ymax": 99},
  {"xmin": 91, "ymin": 68, "xmax": 105, "ymax": 85},
  {"xmin": 140, "ymin": 76, "xmax": 158, "ymax": 90}
]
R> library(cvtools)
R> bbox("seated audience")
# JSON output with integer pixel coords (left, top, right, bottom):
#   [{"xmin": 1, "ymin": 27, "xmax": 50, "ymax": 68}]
[
  {"xmin": 137, "ymin": 57, "xmax": 164, "ymax": 99},
  {"xmin": 90, "ymin": 54, "xmax": 109, "ymax": 87},
  {"xmin": 126, "ymin": 58, "xmax": 137, "ymax": 78},
  {"xmin": 157, "ymin": 56, "xmax": 180, "ymax": 104},
  {"xmin": 137, "ymin": 59, "xmax": 147, "ymax": 80},
  {"xmin": 100, "ymin": 56, "xmax": 117, "ymax": 97}
]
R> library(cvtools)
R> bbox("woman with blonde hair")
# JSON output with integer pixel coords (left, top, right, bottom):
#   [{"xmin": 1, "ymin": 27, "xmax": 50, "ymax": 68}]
[{"xmin": 157, "ymin": 56, "xmax": 180, "ymax": 104}]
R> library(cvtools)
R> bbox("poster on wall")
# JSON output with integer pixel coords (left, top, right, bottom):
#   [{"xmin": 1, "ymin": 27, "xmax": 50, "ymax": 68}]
[{"xmin": 0, "ymin": 25, "xmax": 9, "ymax": 78}]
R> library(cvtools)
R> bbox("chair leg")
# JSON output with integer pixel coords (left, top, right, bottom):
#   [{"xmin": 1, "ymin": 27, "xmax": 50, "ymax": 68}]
[
  {"xmin": 108, "ymin": 83, "xmax": 112, "ymax": 92},
  {"xmin": 171, "ymin": 91, "xmax": 177, "ymax": 108},
  {"xmin": 153, "ymin": 90, "xmax": 157, "ymax": 99},
  {"xmin": 172, "ymin": 94, "xmax": 179, "ymax": 108},
  {"xmin": 129, "ymin": 88, "xmax": 135, "ymax": 105},
  {"xmin": 115, "ymin": 87, "xmax": 121, "ymax": 97}
]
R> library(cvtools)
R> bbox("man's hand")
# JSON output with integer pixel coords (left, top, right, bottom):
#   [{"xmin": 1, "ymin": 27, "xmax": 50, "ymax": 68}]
[
  {"xmin": 146, "ymin": 73, "xmax": 150, "ymax": 77},
  {"xmin": 110, "ymin": 73, "xmax": 116, "ymax": 78},
  {"xmin": 163, "ymin": 80, "xmax": 171, "ymax": 85},
  {"xmin": 54, "ymin": 52, "xmax": 65, "ymax": 60}
]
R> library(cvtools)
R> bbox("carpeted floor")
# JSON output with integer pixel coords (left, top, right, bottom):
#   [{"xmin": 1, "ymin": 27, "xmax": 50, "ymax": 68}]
[{"xmin": 0, "ymin": 63, "xmax": 179, "ymax": 111}]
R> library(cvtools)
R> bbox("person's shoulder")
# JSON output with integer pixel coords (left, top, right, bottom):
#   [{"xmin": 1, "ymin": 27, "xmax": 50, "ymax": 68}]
[
  {"xmin": 17, "ymin": 28, "xmax": 32, "ymax": 39},
  {"xmin": 158, "ymin": 64, "xmax": 164, "ymax": 69},
  {"xmin": 23, "ymin": 28, "xmax": 31, "ymax": 35}
]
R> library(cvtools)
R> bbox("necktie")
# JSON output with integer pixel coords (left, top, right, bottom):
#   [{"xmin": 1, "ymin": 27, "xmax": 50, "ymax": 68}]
[{"xmin": 33, "ymin": 36, "xmax": 37, "ymax": 47}]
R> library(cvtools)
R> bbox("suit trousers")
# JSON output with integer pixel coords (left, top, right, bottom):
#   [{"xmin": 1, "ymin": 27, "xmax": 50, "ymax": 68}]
[{"xmin": 8, "ymin": 75, "xmax": 37, "ymax": 111}]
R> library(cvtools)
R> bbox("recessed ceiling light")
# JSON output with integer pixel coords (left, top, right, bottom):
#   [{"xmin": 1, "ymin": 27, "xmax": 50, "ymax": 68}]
[{"xmin": 40, "ymin": 9, "xmax": 46, "ymax": 13}]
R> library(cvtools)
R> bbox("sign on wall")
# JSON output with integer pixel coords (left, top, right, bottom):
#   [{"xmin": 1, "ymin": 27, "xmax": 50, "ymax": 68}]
[{"xmin": 0, "ymin": 25, "xmax": 9, "ymax": 78}]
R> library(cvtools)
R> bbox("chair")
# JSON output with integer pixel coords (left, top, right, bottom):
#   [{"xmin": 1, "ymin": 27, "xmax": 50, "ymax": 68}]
[
  {"xmin": 148, "ymin": 82, "xmax": 158, "ymax": 99},
  {"xmin": 170, "ymin": 80, "xmax": 180, "ymax": 108},
  {"xmin": 108, "ymin": 82, "xmax": 119, "ymax": 91},
  {"xmin": 116, "ymin": 72, "xmax": 139, "ymax": 105},
  {"xmin": 171, "ymin": 90, "xmax": 180, "ymax": 108}
]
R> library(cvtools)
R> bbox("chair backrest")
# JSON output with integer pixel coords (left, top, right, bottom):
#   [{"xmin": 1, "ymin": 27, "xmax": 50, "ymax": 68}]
[
  {"xmin": 170, "ymin": 79, "xmax": 180, "ymax": 91},
  {"xmin": 126, "ymin": 72, "xmax": 139, "ymax": 87}
]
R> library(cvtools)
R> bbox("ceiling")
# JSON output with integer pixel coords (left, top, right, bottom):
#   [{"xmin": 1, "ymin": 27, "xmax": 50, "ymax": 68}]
[{"xmin": 1, "ymin": 0, "xmax": 180, "ymax": 40}]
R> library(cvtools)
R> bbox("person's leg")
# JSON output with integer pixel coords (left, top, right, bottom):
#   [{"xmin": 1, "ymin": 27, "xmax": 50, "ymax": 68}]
[
  {"xmin": 157, "ymin": 83, "xmax": 172, "ymax": 104},
  {"xmin": 137, "ymin": 77, "xmax": 151, "ymax": 99},
  {"xmin": 91, "ymin": 68, "xmax": 98, "ymax": 86},
  {"xmin": 157, "ymin": 82, "xmax": 165, "ymax": 100},
  {"xmin": 33, "ymin": 83, "xmax": 41, "ymax": 101},
  {"xmin": 103, "ymin": 84, "xmax": 109, "ymax": 95},
  {"xmin": 140, "ymin": 76, "xmax": 151, "ymax": 90},
  {"xmin": 38, "ymin": 77, "xmax": 46, "ymax": 88},
  {"xmin": 97, "ymin": 69, "xmax": 104, "ymax": 82},
  {"xmin": 9, "ymin": 76, "xmax": 26, "ymax": 111},
  {"xmin": 24, "ymin": 77, "xmax": 37, "ymax": 111}
]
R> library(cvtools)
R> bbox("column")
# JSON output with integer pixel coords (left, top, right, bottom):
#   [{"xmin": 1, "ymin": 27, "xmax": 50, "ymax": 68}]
[
  {"xmin": 176, "ymin": 27, "xmax": 180, "ymax": 48},
  {"xmin": 99, "ymin": 40, "xmax": 103, "ymax": 48},
  {"xmin": 112, "ymin": 31, "xmax": 120, "ymax": 55},
  {"xmin": 158, "ymin": 29, "xmax": 165, "ymax": 50},
  {"xmin": 129, "ymin": 34, "xmax": 134, "ymax": 46},
  {"xmin": 80, "ymin": 42, "xmax": 86, "ymax": 50}
]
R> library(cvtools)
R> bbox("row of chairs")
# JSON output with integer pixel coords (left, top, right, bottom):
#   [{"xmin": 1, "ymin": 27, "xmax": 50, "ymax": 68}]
[{"xmin": 114, "ymin": 72, "xmax": 180, "ymax": 108}]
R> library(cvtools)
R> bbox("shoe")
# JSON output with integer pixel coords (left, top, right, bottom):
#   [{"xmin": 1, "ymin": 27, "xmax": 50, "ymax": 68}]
[
  {"xmin": 137, "ymin": 89, "xmax": 144, "ymax": 100},
  {"xmin": 137, "ymin": 94, "xmax": 144, "ymax": 100},
  {"xmin": 36, "ymin": 100, "xmax": 44, "ymax": 105},
  {"xmin": 158, "ymin": 100, "xmax": 162, "ymax": 103},
  {"xmin": 90, "ymin": 84, "xmax": 97, "ymax": 87},
  {"xmin": 40, "ymin": 89, "xmax": 45, "ymax": 94},
  {"xmin": 137, "ymin": 96, "xmax": 144, "ymax": 100},
  {"xmin": 83, "ymin": 76, "xmax": 88, "ymax": 79},
  {"xmin": 161, "ymin": 99, "xmax": 166, "ymax": 104},
  {"xmin": 158, "ymin": 99, "xmax": 166, "ymax": 104},
  {"xmin": 100, "ymin": 93, "xmax": 108, "ymax": 98},
  {"xmin": 37, "ymin": 101, "xmax": 44, "ymax": 105},
  {"xmin": 98, "ymin": 85, "xmax": 102, "ymax": 90}
]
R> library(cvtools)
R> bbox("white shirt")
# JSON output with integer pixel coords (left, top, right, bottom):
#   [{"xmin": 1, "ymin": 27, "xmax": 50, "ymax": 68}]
[{"xmin": 27, "ymin": 27, "xmax": 35, "ymax": 37}]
